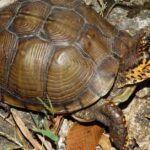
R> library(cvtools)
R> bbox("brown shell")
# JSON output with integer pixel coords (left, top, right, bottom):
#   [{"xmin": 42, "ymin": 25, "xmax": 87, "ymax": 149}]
[{"xmin": 0, "ymin": 0, "xmax": 120, "ymax": 114}]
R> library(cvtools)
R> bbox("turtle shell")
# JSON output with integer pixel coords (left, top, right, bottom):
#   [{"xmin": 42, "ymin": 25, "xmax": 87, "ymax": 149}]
[{"xmin": 0, "ymin": 0, "xmax": 120, "ymax": 114}]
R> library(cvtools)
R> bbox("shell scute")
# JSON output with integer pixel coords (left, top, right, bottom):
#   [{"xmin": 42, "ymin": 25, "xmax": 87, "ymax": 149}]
[
  {"xmin": 49, "ymin": 0, "xmax": 81, "ymax": 8},
  {"xmin": 8, "ymin": 37, "xmax": 53, "ymax": 98},
  {"xmin": 79, "ymin": 25, "xmax": 112, "ymax": 65},
  {"xmin": 95, "ymin": 56, "xmax": 119, "ymax": 96},
  {"xmin": 0, "ymin": 30, "xmax": 17, "ymax": 87},
  {"xmin": 76, "ymin": 5, "xmax": 116, "ymax": 38},
  {"xmin": 47, "ymin": 46, "xmax": 94, "ymax": 102},
  {"xmin": 0, "ymin": 3, "xmax": 19, "ymax": 31},
  {"xmin": 10, "ymin": 1, "xmax": 51, "ymax": 36},
  {"xmin": 44, "ymin": 8, "xmax": 84, "ymax": 44}
]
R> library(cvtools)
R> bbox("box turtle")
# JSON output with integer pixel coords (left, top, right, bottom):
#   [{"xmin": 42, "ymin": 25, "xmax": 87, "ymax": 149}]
[{"xmin": 0, "ymin": 0, "xmax": 149, "ymax": 149}]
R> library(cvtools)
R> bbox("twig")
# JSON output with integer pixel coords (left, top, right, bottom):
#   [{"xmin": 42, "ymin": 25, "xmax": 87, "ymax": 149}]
[
  {"xmin": 11, "ymin": 109, "xmax": 42, "ymax": 150},
  {"xmin": 0, "ymin": 113, "xmax": 14, "ymax": 126},
  {"xmin": 37, "ymin": 134, "xmax": 53, "ymax": 150}
]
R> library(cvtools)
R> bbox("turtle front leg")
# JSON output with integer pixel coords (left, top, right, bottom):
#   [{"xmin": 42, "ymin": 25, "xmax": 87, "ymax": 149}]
[{"xmin": 91, "ymin": 101, "xmax": 136, "ymax": 150}]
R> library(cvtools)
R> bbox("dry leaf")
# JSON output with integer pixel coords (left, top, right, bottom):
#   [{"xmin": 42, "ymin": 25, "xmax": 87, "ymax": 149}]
[
  {"xmin": 66, "ymin": 123, "xmax": 103, "ymax": 150},
  {"xmin": 98, "ymin": 134, "xmax": 112, "ymax": 150}
]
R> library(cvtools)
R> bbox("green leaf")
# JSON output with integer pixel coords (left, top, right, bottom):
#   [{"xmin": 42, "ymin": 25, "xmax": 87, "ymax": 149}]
[
  {"xmin": 37, "ymin": 96, "xmax": 55, "ymax": 116},
  {"xmin": 33, "ymin": 128, "xmax": 58, "ymax": 142}
]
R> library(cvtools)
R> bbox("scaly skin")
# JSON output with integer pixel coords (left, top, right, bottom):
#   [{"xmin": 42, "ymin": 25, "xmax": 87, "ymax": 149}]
[{"xmin": 91, "ymin": 101, "xmax": 136, "ymax": 150}]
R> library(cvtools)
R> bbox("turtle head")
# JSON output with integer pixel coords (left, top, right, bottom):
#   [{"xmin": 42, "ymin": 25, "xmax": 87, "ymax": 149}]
[
  {"xmin": 117, "ymin": 30, "xmax": 150, "ymax": 87},
  {"xmin": 125, "ymin": 33, "xmax": 150, "ymax": 84}
]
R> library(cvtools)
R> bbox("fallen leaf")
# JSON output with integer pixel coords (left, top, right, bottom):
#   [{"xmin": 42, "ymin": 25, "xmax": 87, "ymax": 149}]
[{"xmin": 66, "ymin": 123, "xmax": 103, "ymax": 150}]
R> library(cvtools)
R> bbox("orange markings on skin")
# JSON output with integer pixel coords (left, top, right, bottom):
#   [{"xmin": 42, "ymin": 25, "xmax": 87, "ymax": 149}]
[{"xmin": 125, "ymin": 37, "xmax": 150, "ymax": 84}]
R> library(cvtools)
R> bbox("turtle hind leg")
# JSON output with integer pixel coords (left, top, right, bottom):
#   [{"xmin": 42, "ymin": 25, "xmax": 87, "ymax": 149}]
[{"xmin": 92, "ymin": 101, "xmax": 137, "ymax": 150}]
